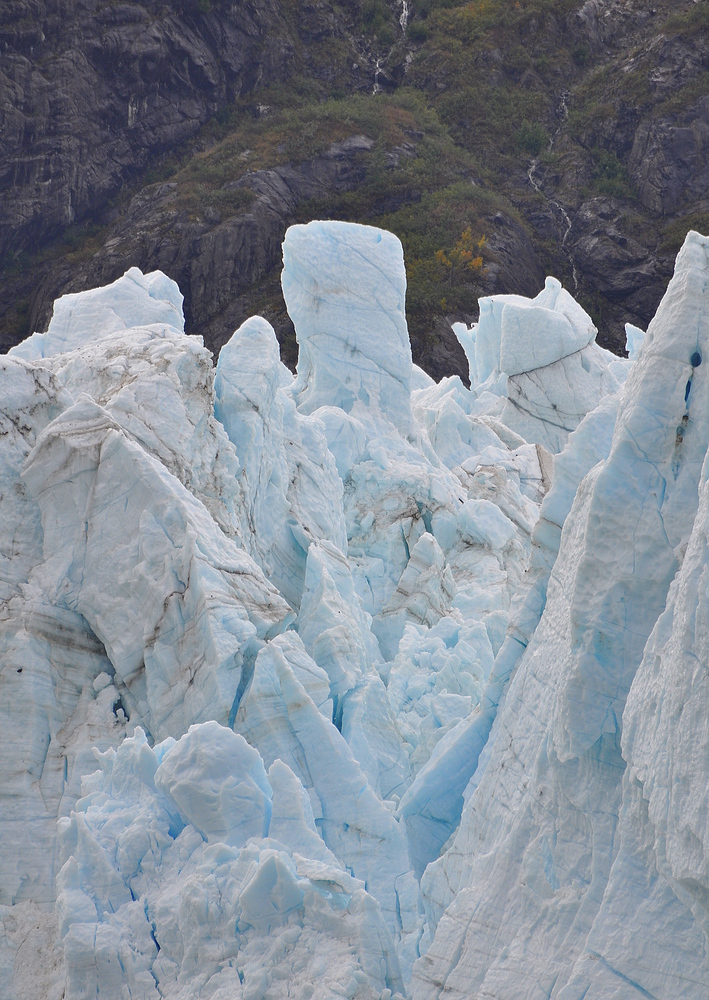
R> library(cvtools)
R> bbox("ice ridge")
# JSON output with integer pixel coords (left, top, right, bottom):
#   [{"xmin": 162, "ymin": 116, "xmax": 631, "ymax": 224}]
[{"xmin": 3, "ymin": 220, "xmax": 709, "ymax": 1000}]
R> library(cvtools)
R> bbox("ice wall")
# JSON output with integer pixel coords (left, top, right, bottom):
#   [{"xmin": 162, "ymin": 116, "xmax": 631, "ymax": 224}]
[
  {"xmin": 283, "ymin": 220, "xmax": 413, "ymax": 436},
  {"xmin": 453, "ymin": 276, "xmax": 630, "ymax": 452},
  {"xmin": 3, "ymin": 220, "xmax": 707, "ymax": 1000},
  {"xmin": 412, "ymin": 231, "xmax": 709, "ymax": 999}
]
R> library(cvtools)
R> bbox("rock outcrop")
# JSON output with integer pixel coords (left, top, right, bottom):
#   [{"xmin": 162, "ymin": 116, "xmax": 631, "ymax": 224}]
[{"xmin": 2, "ymin": 0, "xmax": 709, "ymax": 377}]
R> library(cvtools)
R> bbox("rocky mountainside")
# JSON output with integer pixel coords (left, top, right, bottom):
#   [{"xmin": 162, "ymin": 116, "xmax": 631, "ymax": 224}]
[{"xmin": 2, "ymin": 0, "xmax": 708, "ymax": 377}]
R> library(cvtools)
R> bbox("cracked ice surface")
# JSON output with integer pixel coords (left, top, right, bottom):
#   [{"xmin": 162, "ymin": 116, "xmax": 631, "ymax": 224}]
[
  {"xmin": 412, "ymin": 230, "xmax": 709, "ymax": 999},
  {"xmin": 453, "ymin": 274, "xmax": 630, "ymax": 452},
  {"xmin": 3, "ymin": 220, "xmax": 707, "ymax": 1000}
]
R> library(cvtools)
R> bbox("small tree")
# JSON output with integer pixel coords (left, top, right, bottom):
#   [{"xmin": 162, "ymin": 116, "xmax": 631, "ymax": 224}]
[
  {"xmin": 435, "ymin": 227, "xmax": 486, "ymax": 288},
  {"xmin": 515, "ymin": 121, "xmax": 548, "ymax": 157}
]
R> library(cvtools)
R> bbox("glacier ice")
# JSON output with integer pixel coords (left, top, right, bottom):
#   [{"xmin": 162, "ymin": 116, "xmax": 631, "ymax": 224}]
[
  {"xmin": 55, "ymin": 726, "xmax": 404, "ymax": 1000},
  {"xmin": 282, "ymin": 221, "xmax": 413, "ymax": 436},
  {"xmin": 214, "ymin": 315, "xmax": 347, "ymax": 607},
  {"xmin": 453, "ymin": 275, "xmax": 630, "ymax": 453},
  {"xmin": 9, "ymin": 266, "xmax": 184, "ymax": 361},
  {"xmin": 412, "ymin": 230, "xmax": 709, "ymax": 998},
  {"xmin": 22, "ymin": 396, "xmax": 292, "ymax": 741},
  {"xmin": 41, "ymin": 320, "xmax": 244, "ymax": 537},
  {"xmin": 2, "ymin": 219, "xmax": 709, "ymax": 1000}
]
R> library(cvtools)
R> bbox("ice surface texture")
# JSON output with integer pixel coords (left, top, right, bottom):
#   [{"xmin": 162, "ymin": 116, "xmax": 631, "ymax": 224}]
[
  {"xmin": 413, "ymin": 231, "xmax": 709, "ymax": 999},
  {"xmin": 282, "ymin": 221, "xmax": 413, "ymax": 436},
  {"xmin": 454, "ymin": 275, "xmax": 629, "ymax": 452},
  {"xmin": 3, "ymin": 219, "xmax": 707, "ymax": 1000}
]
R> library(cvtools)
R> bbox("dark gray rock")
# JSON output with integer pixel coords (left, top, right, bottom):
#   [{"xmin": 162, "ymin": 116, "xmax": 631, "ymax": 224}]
[
  {"xmin": 20, "ymin": 136, "xmax": 376, "ymax": 367},
  {"xmin": 571, "ymin": 199, "xmax": 657, "ymax": 295},
  {"xmin": 629, "ymin": 96, "xmax": 709, "ymax": 215},
  {"xmin": 0, "ymin": 0, "xmax": 373, "ymax": 263},
  {"xmin": 14, "ymin": 131, "xmax": 547, "ymax": 383},
  {"xmin": 3, "ymin": 0, "xmax": 708, "ymax": 376}
]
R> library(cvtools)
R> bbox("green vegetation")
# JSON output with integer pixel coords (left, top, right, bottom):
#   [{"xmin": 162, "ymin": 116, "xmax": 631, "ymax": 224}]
[
  {"xmin": 409, "ymin": 0, "xmax": 580, "ymax": 43},
  {"xmin": 153, "ymin": 87, "xmax": 498, "ymax": 338},
  {"xmin": 362, "ymin": 0, "xmax": 396, "ymax": 45},
  {"xmin": 664, "ymin": 3, "xmax": 709, "ymax": 35},
  {"xmin": 660, "ymin": 213, "xmax": 709, "ymax": 254},
  {"xmin": 590, "ymin": 148, "xmax": 635, "ymax": 201},
  {"xmin": 165, "ymin": 90, "xmax": 450, "ymax": 207},
  {"xmin": 568, "ymin": 2, "xmax": 709, "ymax": 135},
  {"xmin": 515, "ymin": 121, "xmax": 549, "ymax": 157},
  {"xmin": 655, "ymin": 71, "xmax": 709, "ymax": 118},
  {"xmin": 301, "ymin": 177, "xmax": 500, "ymax": 338},
  {"xmin": 572, "ymin": 44, "xmax": 590, "ymax": 67},
  {"xmin": 401, "ymin": 214, "xmax": 488, "ymax": 326},
  {"xmin": 407, "ymin": 20, "xmax": 429, "ymax": 42},
  {"xmin": 402, "ymin": 0, "xmax": 587, "ymax": 171},
  {"xmin": 5, "ymin": 0, "xmax": 704, "ymax": 355}
]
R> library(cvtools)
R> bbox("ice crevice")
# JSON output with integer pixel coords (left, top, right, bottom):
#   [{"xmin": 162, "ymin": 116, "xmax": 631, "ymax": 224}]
[{"xmin": 3, "ymin": 222, "xmax": 709, "ymax": 999}]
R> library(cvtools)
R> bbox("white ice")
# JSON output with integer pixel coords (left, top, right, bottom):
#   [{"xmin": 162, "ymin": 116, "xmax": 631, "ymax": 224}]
[
  {"xmin": 412, "ymin": 231, "xmax": 709, "ymax": 999},
  {"xmin": 454, "ymin": 275, "xmax": 630, "ymax": 452},
  {"xmin": 4, "ymin": 220, "xmax": 708, "ymax": 1000}
]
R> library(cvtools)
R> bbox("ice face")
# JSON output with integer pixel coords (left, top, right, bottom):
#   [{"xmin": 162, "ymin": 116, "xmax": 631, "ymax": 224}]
[
  {"xmin": 454, "ymin": 276, "xmax": 629, "ymax": 452},
  {"xmin": 557, "ymin": 460, "xmax": 709, "ymax": 997},
  {"xmin": 472, "ymin": 276, "xmax": 596, "ymax": 384},
  {"xmin": 283, "ymin": 220, "xmax": 413, "ymax": 436},
  {"xmin": 2, "ymin": 228, "xmax": 708, "ymax": 1000},
  {"xmin": 215, "ymin": 315, "xmax": 347, "ymax": 608},
  {"xmin": 9, "ymin": 266, "xmax": 184, "ymax": 361},
  {"xmin": 0, "ymin": 358, "xmax": 70, "ymax": 604},
  {"xmin": 154, "ymin": 722, "xmax": 273, "ymax": 847},
  {"xmin": 625, "ymin": 321, "xmax": 646, "ymax": 361},
  {"xmin": 44, "ymin": 322, "xmax": 244, "ymax": 537},
  {"xmin": 53, "ymin": 725, "xmax": 405, "ymax": 1000},
  {"xmin": 411, "ymin": 230, "xmax": 709, "ymax": 999},
  {"xmin": 22, "ymin": 396, "xmax": 293, "ymax": 741}
]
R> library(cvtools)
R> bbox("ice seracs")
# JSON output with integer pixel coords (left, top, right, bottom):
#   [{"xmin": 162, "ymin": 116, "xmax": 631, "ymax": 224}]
[
  {"xmin": 282, "ymin": 220, "xmax": 413, "ymax": 436},
  {"xmin": 9, "ymin": 266, "xmax": 184, "ymax": 361},
  {"xmin": 453, "ymin": 275, "xmax": 630, "ymax": 452},
  {"xmin": 22, "ymin": 396, "xmax": 292, "ymax": 741},
  {"xmin": 55, "ymin": 725, "xmax": 405, "ymax": 1000},
  {"xmin": 3, "ymin": 219, "xmax": 709, "ymax": 1000},
  {"xmin": 215, "ymin": 315, "xmax": 346, "ymax": 608},
  {"xmin": 412, "ymin": 230, "xmax": 709, "ymax": 999}
]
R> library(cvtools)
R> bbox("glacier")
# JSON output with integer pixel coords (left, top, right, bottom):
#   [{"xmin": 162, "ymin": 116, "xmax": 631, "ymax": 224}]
[{"xmin": 1, "ymin": 220, "xmax": 708, "ymax": 999}]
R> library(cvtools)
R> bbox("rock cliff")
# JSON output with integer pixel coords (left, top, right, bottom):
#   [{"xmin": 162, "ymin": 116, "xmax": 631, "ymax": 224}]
[{"xmin": 2, "ymin": 0, "xmax": 708, "ymax": 376}]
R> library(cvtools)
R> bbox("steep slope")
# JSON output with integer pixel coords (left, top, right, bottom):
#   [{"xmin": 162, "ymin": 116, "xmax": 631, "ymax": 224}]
[
  {"xmin": 2, "ymin": 0, "xmax": 708, "ymax": 376},
  {"xmin": 413, "ymin": 231, "xmax": 709, "ymax": 998}
]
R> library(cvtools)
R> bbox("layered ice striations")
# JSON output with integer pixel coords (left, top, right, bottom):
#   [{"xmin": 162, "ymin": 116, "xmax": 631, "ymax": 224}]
[
  {"xmin": 282, "ymin": 221, "xmax": 413, "ymax": 436},
  {"xmin": 413, "ymin": 230, "xmax": 709, "ymax": 999},
  {"xmin": 2, "ymin": 220, "xmax": 709, "ymax": 1000},
  {"xmin": 22, "ymin": 397, "xmax": 292, "ymax": 741},
  {"xmin": 454, "ymin": 274, "xmax": 629, "ymax": 452}
]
